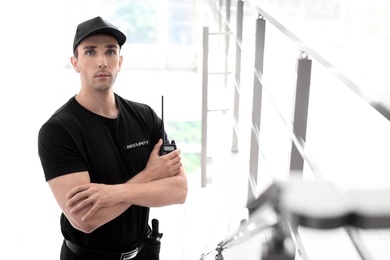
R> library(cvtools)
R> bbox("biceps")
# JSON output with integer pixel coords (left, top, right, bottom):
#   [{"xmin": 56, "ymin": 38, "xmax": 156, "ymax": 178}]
[{"xmin": 48, "ymin": 172, "xmax": 90, "ymax": 222}]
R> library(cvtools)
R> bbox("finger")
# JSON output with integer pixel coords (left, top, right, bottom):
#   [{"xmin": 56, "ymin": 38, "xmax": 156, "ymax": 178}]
[
  {"xmin": 172, "ymin": 164, "xmax": 182, "ymax": 176},
  {"xmin": 66, "ymin": 184, "xmax": 89, "ymax": 199},
  {"xmin": 174, "ymin": 161, "xmax": 182, "ymax": 173},
  {"xmin": 81, "ymin": 204, "xmax": 98, "ymax": 221},
  {"xmin": 167, "ymin": 157, "xmax": 181, "ymax": 174},
  {"xmin": 67, "ymin": 190, "xmax": 88, "ymax": 207},
  {"xmin": 171, "ymin": 152, "xmax": 181, "ymax": 163},
  {"xmin": 69, "ymin": 196, "xmax": 92, "ymax": 213},
  {"xmin": 175, "ymin": 160, "xmax": 182, "ymax": 168},
  {"xmin": 164, "ymin": 149, "xmax": 180, "ymax": 159},
  {"xmin": 153, "ymin": 139, "xmax": 163, "ymax": 155}
]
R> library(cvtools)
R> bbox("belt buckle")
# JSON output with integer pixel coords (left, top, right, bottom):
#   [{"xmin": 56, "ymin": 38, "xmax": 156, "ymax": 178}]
[{"xmin": 120, "ymin": 247, "xmax": 138, "ymax": 260}]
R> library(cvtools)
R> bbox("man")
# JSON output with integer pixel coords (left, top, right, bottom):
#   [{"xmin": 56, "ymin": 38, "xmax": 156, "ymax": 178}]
[{"xmin": 38, "ymin": 16, "xmax": 188, "ymax": 260}]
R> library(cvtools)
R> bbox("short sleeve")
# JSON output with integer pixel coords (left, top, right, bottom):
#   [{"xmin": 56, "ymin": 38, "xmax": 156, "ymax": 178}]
[{"xmin": 38, "ymin": 121, "xmax": 88, "ymax": 181}]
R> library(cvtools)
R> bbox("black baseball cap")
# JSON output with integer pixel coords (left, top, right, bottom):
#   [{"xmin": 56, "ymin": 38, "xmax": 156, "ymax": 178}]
[{"xmin": 73, "ymin": 16, "xmax": 127, "ymax": 52}]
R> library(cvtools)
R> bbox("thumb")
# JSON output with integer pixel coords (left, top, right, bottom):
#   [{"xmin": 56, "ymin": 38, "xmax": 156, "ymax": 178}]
[{"xmin": 153, "ymin": 139, "xmax": 163, "ymax": 155}]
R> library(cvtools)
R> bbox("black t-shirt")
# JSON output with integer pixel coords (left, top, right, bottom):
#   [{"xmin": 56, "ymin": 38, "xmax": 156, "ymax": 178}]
[{"xmin": 38, "ymin": 93, "xmax": 163, "ymax": 251}]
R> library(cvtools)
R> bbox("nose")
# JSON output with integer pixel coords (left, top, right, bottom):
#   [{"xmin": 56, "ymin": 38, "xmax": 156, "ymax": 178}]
[{"xmin": 98, "ymin": 55, "xmax": 107, "ymax": 68}]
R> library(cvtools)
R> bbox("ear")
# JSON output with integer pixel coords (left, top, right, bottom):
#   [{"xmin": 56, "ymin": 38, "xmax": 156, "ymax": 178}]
[
  {"xmin": 118, "ymin": 55, "xmax": 123, "ymax": 72},
  {"xmin": 70, "ymin": 56, "xmax": 80, "ymax": 73}
]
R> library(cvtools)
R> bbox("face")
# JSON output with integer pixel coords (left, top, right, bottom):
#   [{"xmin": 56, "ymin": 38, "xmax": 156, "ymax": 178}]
[{"xmin": 71, "ymin": 34, "xmax": 123, "ymax": 93}]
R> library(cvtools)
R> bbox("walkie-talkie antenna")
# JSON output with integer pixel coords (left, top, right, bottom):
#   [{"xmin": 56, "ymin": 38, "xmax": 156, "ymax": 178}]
[
  {"xmin": 159, "ymin": 95, "xmax": 176, "ymax": 155},
  {"xmin": 161, "ymin": 95, "xmax": 165, "ymax": 143}
]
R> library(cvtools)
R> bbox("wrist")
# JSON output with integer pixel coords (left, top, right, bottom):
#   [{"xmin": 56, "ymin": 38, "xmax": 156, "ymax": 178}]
[{"xmin": 127, "ymin": 170, "xmax": 151, "ymax": 184}]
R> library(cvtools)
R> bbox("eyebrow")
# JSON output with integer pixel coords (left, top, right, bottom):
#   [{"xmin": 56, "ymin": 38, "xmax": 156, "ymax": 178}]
[
  {"xmin": 82, "ymin": 44, "xmax": 118, "ymax": 50},
  {"xmin": 106, "ymin": 44, "xmax": 118, "ymax": 49}
]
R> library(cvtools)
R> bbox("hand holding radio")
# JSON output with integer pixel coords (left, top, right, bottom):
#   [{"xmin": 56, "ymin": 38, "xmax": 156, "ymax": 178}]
[
  {"xmin": 140, "ymin": 96, "xmax": 181, "ymax": 182},
  {"xmin": 160, "ymin": 140, "xmax": 177, "ymax": 155},
  {"xmin": 142, "ymin": 139, "xmax": 182, "ymax": 182}
]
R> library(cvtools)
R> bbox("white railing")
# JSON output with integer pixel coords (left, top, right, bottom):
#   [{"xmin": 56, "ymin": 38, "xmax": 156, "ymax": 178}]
[{"xmin": 200, "ymin": 0, "xmax": 390, "ymax": 259}]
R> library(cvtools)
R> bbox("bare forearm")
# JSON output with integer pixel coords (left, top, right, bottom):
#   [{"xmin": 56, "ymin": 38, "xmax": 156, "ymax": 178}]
[
  {"xmin": 123, "ymin": 167, "xmax": 187, "ymax": 207},
  {"xmin": 69, "ymin": 172, "xmax": 187, "ymax": 233},
  {"xmin": 67, "ymin": 201, "xmax": 131, "ymax": 233},
  {"xmin": 65, "ymin": 145, "xmax": 188, "ymax": 233}
]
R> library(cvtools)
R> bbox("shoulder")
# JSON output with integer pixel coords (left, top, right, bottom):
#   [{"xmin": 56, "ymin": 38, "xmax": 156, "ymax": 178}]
[
  {"xmin": 115, "ymin": 94, "xmax": 158, "ymax": 119},
  {"xmin": 38, "ymin": 97, "xmax": 82, "ymax": 141},
  {"xmin": 43, "ymin": 96, "xmax": 78, "ymax": 125},
  {"xmin": 115, "ymin": 94, "xmax": 162, "ymax": 140}
]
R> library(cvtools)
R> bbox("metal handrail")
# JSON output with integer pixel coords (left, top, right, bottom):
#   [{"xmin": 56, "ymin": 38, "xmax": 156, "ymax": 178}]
[
  {"xmin": 206, "ymin": 0, "xmax": 326, "ymax": 179},
  {"xmin": 200, "ymin": 183, "xmax": 301, "ymax": 260},
  {"xmin": 200, "ymin": 0, "xmax": 385, "ymax": 259},
  {"xmin": 246, "ymin": 0, "xmax": 388, "ymax": 118}
]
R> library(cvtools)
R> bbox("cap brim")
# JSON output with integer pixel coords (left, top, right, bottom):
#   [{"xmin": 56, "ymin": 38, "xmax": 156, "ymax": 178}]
[{"xmin": 74, "ymin": 27, "xmax": 126, "ymax": 51}]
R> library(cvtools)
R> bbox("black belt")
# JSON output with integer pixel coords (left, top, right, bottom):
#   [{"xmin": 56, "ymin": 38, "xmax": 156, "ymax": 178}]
[{"xmin": 65, "ymin": 239, "xmax": 146, "ymax": 260}]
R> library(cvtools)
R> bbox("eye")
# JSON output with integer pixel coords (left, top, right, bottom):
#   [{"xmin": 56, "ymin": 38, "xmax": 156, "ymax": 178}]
[
  {"xmin": 107, "ymin": 49, "xmax": 117, "ymax": 55},
  {"xmin": 85, "ymin": 49, "xmax": 95, "ymax": 55}
]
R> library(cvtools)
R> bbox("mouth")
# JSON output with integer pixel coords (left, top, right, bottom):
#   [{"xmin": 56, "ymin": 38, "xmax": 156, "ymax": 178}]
[{"xmin": 95, "ymin": 73, "xmax": 111, "ymax": 78}]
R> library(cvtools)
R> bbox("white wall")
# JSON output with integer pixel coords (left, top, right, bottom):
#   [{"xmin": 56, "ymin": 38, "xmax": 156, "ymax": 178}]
[
  {"xmin": 0, "ymin": 2, "xmax": 202, "ymax": 259},
  {"xmin": 0, "ymin": 1, "xmax": 75, "ymax": 258}
]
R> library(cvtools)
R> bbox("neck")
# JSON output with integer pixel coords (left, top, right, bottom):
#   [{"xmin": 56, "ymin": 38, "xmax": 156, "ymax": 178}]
[{"xmin": 75, "ymin": 90, "xmax": 118, "ymax": 119}]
